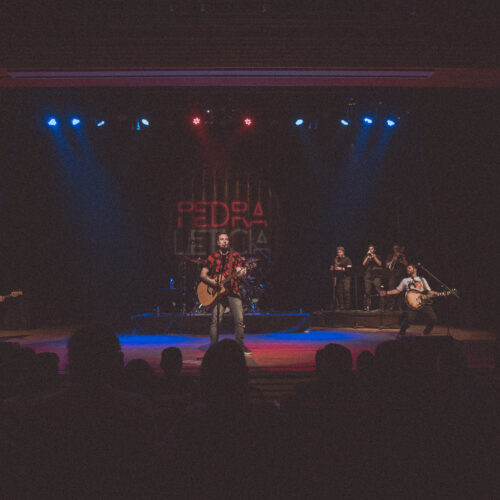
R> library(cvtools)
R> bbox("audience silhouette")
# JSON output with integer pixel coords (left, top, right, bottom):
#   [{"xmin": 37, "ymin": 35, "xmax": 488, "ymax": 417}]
[{"xmin": 0, "ymin": 328, "xmax": 496, "ymax": 499}]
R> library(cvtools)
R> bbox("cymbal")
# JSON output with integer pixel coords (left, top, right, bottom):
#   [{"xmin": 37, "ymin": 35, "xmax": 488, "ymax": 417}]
[
  {"xmin": 181, "ymin": 256, "xmax": 204, "ymax": 264},
  {"xmin": 245, "ymin": 257, "xmax": 260, "ymax": 264}
]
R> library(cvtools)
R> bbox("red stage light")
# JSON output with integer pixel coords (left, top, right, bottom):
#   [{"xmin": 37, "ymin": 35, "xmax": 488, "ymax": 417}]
[
  {"xmin": 192, "ymin": 116, "xmax": 201, "ymax": 125},
  {"xmin": 243, "ymin": 117, "xmax": 253, "ymax": 126}
]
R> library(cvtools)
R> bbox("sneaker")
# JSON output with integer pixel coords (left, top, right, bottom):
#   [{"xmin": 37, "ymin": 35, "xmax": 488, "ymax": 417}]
[
  {"xmin": 364, "ymin": 307, "xmax": 370, "ymax": 312},
  {"xmin": 241, "ymin": 345, "xmax": 253, "ymax": 355}
]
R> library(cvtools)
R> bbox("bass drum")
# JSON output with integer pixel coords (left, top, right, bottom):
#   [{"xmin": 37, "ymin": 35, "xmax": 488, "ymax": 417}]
[{"xmin": 240, "ymin": 276, "xmax": 265, "ymax": 313}]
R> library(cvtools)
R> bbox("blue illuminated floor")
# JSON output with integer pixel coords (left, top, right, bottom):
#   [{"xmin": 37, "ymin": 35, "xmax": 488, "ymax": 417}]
[{"xmin": 2, "ymin": 324, "xmax": 494, "ymax": 373}]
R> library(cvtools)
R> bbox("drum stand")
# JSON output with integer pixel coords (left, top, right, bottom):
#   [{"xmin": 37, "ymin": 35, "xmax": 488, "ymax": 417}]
[{"xmin": 159, "ymin": 252, "xmax": 196, "ymax": 334}]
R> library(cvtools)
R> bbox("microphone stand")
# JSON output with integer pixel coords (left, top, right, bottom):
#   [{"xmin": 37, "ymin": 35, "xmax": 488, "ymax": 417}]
[
  {"xmin": 417, "ymin": 263, "xmax": 459, "ymax": 337},
  {"xmin": 215, "ymin": 252, "xmax": 228, "ymax": 345},
  {"xmin": 251, "ymin": 242, "xmax": 274, "ymax": 265}
]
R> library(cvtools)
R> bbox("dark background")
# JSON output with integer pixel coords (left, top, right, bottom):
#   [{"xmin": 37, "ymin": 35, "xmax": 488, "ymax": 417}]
[{"xmin": 0, "ymin": 87, "xmax": 498, "ymax": 329}]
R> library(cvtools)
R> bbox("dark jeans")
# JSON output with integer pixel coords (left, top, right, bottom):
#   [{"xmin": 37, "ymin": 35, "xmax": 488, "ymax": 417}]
[
  {"xmin": 335, "ymin": 276, "xmax": 351, "ymax": 309},
  {"xmin": 209, "ymin": 295, "xmax": 245, "ymax": 345},
  {"xmin": 399, "ymin": 305, "xmax": 438, "ymax": 335},
  {"xmin": 364, "ymin": 276, "xmax": 381, "ymax": 309}
]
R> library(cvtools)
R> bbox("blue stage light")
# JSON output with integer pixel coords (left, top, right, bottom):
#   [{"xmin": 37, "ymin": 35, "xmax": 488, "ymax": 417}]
[
  {"xmin": 71, "ymin": 118, "xmax": 81, "ymax": 126},
  {"xmin": 363, "ymin": 117, "xmax": 374, "ymax": 125},
  {"xmin": 340, "ymin": 119, "xmax": 349, "ymax": 126},
  {"xmin": 295, "ymin": 118, "xmax": 304, "ymax": 126},
  {"xmin": 96, "ymin": 120, "xmax": 106, "ymax": 127},
  {"xmin": 386, "ymin": 119, "xmax": 396, "ymax": 127},
  {"xmin": 47, "ymin": 118, "xmax": 57, "ymax": 126},
  {"xmin": 141, "ymin": 118, "xmax": 149, "ymax": 126}
]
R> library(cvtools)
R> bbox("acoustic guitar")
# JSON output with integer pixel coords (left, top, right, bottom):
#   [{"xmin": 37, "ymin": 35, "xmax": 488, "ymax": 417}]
[
  {"xmin": 405, "ymin": 289, "xmax": 457, "ymax": 311},
  {"xmin": 0, "ymin": 290, "xmax": 23, "ymax": 303},
  {"xmin": 197, "ymin": 263, "xmax": 256, "ymax": 307}
]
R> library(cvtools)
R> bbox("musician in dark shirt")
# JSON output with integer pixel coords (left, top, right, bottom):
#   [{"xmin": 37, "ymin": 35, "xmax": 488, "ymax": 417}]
[
  {"xmin": 385, "ymin": 244, "xmax": 408, "ymax": 311},
  {"xmin": 329, "ymin": 246, "xmax": 352, "ymax": 310},
  {"xmin": 380, "ymin": 264, "xmax": 438, "ymax": 339},
  {"xmin": 362, "ymin": 245, "xmax": 383, "ymax": 311}
]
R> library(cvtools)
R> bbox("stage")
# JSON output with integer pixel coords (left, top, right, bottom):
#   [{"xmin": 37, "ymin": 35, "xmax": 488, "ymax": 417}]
[
  {"xmin": 1, "ymin": 323, "xmax": 495, "ymax": 374},
  {"xmin": 130, "ymin": 312, "xmax": 312, "ymax": 335}
]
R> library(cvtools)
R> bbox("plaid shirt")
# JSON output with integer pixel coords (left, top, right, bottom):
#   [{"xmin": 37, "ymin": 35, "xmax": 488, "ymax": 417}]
[{"xmin": 203, "ymin": 250, "xmax": 243, "ymax": 295}]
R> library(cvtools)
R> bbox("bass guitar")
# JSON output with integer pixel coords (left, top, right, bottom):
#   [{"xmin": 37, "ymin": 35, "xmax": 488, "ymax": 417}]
[
  {"xmin": 405, "ymin": 289, "xmax": 457, "ymax": 311},
  {"xmin": 197, "ymin": 263, "xmax": 256, "ymax": 307}
]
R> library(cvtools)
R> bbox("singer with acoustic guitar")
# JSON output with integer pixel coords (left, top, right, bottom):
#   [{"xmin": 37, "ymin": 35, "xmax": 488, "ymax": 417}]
[
  {"xmin": 380, "ymin": 263, "xmax": 445, "ymax": 340},
  {"xmin": 199, "ymin": 231, "xmax": 252, "ymax": 355}
]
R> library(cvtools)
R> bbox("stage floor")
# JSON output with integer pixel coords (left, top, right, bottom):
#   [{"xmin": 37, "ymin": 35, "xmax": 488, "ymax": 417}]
[{"xmin": 0, "ymin": 324, "xmax": 495, "ymax": 373}]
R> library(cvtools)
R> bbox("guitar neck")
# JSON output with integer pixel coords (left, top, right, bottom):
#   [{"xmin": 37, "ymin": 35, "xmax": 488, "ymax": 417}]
[
  {"xmin": 218, "ymin": 270, "xmax": 241, "ymax": 286},
  {"xmin": 215, "ymin": 263, "xmax": 255, "ymax": 286}
]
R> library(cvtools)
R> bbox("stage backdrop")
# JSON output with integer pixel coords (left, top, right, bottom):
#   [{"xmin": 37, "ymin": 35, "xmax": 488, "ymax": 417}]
[{"xmin": 165, "ymin": 165, "xmax": 280, "ymax": 263}]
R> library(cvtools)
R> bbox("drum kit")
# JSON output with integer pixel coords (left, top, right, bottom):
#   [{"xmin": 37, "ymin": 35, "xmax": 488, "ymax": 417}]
[{"xmin": 170, "ymin": 255, "xmax": 267, "ymax": 314}]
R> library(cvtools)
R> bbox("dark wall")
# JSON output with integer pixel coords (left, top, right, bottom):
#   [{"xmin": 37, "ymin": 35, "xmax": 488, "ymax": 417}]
[{"xmin": 0, "ymin": 88, "xmax": 497, "ymax": 329}]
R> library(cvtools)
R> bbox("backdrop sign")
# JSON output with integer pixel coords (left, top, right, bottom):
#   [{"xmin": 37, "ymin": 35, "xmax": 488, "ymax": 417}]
[{"xmin": 166, "ymin": 167, "xmax": 280, "ymax": 261}]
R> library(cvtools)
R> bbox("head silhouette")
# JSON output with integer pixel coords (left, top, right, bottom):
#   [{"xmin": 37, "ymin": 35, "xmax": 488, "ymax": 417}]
[
  {"xmin": 124, "ymin": 358, "xmax": 156, "ymax": 396},
  {"xmin": 68, "ymin": 324, "xmax": 123, "ymax": 385},
  {"xmin": 160, "ymin": 347, "xmax": 183, "ymax": 377},
  {"xmin": 200, "ymin": 339, "xmax": 248, "ymax": 405},
  {"xmin": 316, "ymin": 343, "xmax": 353, "ymax": 380}
]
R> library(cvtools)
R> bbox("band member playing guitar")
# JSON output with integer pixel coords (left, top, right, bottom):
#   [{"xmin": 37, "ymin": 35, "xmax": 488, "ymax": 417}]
[
  {"xmin": 199, "ymin": 231, "xmax": 252, "ymax": 355},
  {"xmin": 362, "ymin": 245, "xmax": 383, "ymax": 311},
  {"xmin": 329, "ymin": 246, "xmax": 352, "ymax": 310},
  {"xmin": 380, "ymin": 264, "xmax": 439, "ymax": 339}
]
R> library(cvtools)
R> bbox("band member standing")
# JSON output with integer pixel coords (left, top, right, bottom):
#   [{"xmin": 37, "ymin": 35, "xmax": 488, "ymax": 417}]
[
  {"xmin": 385, "ymin": 244, "xmax": 408, "ymax": 311},
  {"xmin": 330, "ymin": 246, "xmax": 352, "ymax": 310},
  {"xmin": 362, "ymin": 245, "xmax": 382, "ymax": 311},
  {"xmin": 380, "ymin": 264, "xmax": 438, "ymax": 339},
  {"xmin": 200, "ymin": 231, "xmax": 252, "ymax": 355}
]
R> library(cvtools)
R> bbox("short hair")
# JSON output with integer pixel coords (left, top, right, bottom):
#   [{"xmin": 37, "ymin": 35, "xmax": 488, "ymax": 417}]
[
  {"xmin": 161, "ymin": 347, "xmax": 183, "ymax": 375},
  {"xmin": 336, "ymin": 246, "xmax": 345, "ymax": 252},
  {"xmin": 316, "ymin": 343, "xmax": 353, "ymax": 379},
  {"xmin": 367, "ymin": 244, "xmax": 376, "ymax": 250},
  {"xmin": 200, "ymin": 339, "xmax": 248, "ymax": 402},
  {"xmin": 68, "ymin": 324, "xmax": 122, "ymax": 380},
  {"xmin": 216, "ymin": 230, "xmax": 229, "ymax": 242}
]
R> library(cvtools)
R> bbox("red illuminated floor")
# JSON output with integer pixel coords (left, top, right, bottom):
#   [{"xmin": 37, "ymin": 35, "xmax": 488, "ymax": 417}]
[{"xmin": 1, "ymin": 325, "xmax": 495, "ymax": 374}]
